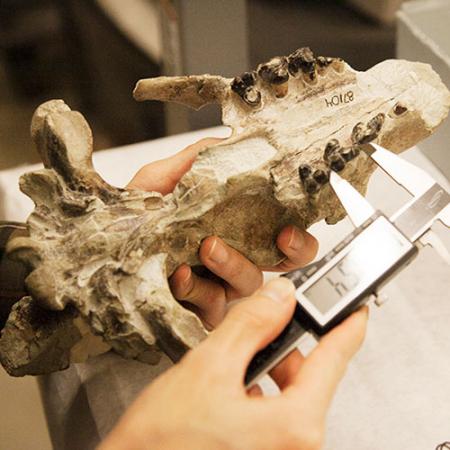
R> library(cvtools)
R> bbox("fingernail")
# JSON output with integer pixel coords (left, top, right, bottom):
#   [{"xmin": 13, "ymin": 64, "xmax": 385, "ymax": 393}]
[
  {"xmin": 288, "ymin": 227, "xmax": 304, "ymax": 251},
  {"xmin": 260, "ymin": 278, "xmax": 295, "ymax": 304},
  {"xmin": 207, "ymin": 238, "xmax": 228, "ymax": 264},
  {"xmin": 181, "ymin": 265, "xmax": 192, "ymax": 285}
]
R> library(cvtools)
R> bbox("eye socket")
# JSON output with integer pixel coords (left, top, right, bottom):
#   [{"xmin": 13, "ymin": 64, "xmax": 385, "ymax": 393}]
[{"xmin": 393, "ymin": 103, "xmax": 408, "ymax": 116}]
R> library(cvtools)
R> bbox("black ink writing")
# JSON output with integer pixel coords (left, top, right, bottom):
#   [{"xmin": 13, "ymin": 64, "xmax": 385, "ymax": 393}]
[{"xmin": 325, "ymin": 91, "xmax": 354, "ymax": 108}]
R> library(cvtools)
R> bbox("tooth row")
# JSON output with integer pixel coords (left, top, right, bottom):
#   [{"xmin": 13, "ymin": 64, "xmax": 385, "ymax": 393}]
[
  {"xmin": 298, "ymin": 164, "xmax": 330, "ymax": 195},
  {"xmin": 230, "ymin": 47, "xmax": 342, "ymax": 107},
  {"xmin": 351, "ymin": 113, "xmax": 385, "ymax": 145}
]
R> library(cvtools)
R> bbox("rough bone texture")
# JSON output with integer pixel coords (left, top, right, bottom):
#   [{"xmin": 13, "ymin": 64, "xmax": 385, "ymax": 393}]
[{"xmin": 1, "ymin": 48, "xmax": 449, "ymax": 376}]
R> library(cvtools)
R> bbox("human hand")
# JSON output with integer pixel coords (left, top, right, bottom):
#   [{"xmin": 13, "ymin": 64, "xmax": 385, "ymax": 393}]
[
  {"xmin": 127, "ymin": 138, "xmax": 318, "ymax": 329},
  {"xmin": 98, "ymin": 278, "xmax": 368, "ymax": 450}
]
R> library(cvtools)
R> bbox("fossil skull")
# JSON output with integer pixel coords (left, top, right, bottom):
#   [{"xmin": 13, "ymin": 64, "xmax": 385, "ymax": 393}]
[{"xmin": 1, "ymin": 48, "xmax": 449, "ymax": 376}]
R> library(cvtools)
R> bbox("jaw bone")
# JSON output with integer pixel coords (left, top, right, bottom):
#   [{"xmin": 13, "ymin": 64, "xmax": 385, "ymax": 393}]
[{"xmin": 1, "ymin": 48, "xmax": 449, "ymax": 376}]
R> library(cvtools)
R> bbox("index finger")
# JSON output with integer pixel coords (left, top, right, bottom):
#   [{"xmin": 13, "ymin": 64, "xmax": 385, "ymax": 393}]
[
  {"xmin": 284, "ymin": 307, "xmax": 368, "ymax": 420},
  {"xmin": 126, "ymin": 137, "xmax": 223, "ymax": 193}
]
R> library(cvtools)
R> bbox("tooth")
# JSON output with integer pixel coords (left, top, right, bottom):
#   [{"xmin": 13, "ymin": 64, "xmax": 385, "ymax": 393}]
[
  {"xmin": 257, "ymin": 57, "xmax": 290, "ymax": 97},
  {"xmin": 231, "ymin": 72, "xmax": 261, "ymax": 107},
  {"xmin": 298, "ymin": 164, "xmax": 312, "ymax": 180},
  {"xmin": 329, "ymin": 154, "xmax": 346, "ymax": 172},
  {"xmin": 352, "ymin": 113, "xmax": 385, "ymax": 144},
  {"xmin": 313, "ymin": 169, "xmax": 330, "ymax": 184},
  {"xmin": 304, "ymin": 178, "xmax": 319, "ymax": 194},
  {"xmin": 341, "ymin": 146, "xmax": 358, "ymax": 162},
  {"xmin": 243, "ymin": 87, "xmax": 261, "ymax": 106},
  {"xmin": 287, "ymin": 47, "xmax": 316, "ymax": 79},
  {"xmin": 393, "ymin": 103, "xmax": 408, "ymax": 116},
  {"xmin": 324, "ymin": 139, "xmax": 341, "ymax": 161}
]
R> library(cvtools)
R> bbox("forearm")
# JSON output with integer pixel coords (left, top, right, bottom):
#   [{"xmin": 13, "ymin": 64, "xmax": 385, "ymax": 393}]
[{"xmin": 0, "ymin": 222, "xmax": 29, "ymax": 329}]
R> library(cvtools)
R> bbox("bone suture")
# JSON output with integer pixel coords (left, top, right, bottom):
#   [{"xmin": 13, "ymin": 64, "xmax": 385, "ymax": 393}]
[{"xmin": 1, "ymin": 47, "xmax": 449, "ymax": 376}]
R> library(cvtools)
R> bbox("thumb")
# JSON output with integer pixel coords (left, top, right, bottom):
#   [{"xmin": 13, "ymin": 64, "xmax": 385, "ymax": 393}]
[
  {"xmin": 126, "ymin": 138, "xmax": 223, "ymax": 193},
  {"xmin": 203, "ymin": 278, "xmax": 296, "ymax": 379}
]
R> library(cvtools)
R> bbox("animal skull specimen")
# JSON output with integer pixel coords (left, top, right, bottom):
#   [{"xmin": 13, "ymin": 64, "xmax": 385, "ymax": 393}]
[{"xmin": 1, "ymin": 48, "xmax": 449, "ymax": 376}]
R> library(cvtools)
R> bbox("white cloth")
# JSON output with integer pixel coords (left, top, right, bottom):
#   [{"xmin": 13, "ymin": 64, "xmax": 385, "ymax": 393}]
[{"xmin": 1, "ymin": 128, "xmax": 449, "ymax": 450}]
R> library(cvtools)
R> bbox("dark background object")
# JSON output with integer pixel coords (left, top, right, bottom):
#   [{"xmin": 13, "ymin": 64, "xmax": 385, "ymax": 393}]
[{"xmin": 0, "ymin": 0, "xmax": 395, "ymax": 170}]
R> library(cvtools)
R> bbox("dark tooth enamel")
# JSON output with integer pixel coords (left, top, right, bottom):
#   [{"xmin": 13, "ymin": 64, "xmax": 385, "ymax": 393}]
[
  {"xmin": 241, "ymin": 71, "xmax": 256, "ymax": 86},
  {"xmin": 257, "ymin": 57, "xmax": 289, "ymax": 85},
  {"xmin": 231, "ymin": 72, "xmax": 261, "ymax": 107},
  {"xmin": 351, "ymin": 113, "xmax": 385, "ymax": 145},
  {"xmin": 313, "ymin": 169, "xmax": 329, "ymax": 184},
  {"xmin": 298, "ymin": 164, "xmax": 312, "ymax": 180},
  {"xmin": 231, "ymin": 71, "xmax": 256, "ymax": 96},
  {"xmin": 393, "ymin": 103, "xmax": 407, "ymax": 115},
  {"xmin": 324, "ymin": 139, "xmax": 340, "ymax": 161},
  {"xmin": 304, "ymin": 178, "xmax": 319, "ymax": 194},
  {"xmin": 329, "ymin": 154, "xmax": 346, "ymax": 172},
  {"xmin": 287, "ymin": 47, "xmax": 316, "ymax": 77},
  {"xmin": 231, "ymin": 79, "xmax": 246, "ymax": 96}
]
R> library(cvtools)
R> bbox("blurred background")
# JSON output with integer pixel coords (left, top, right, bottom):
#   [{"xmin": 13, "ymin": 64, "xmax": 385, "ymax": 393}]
[
  {"xmin": 3, "ymin": 1, "xmax": 447, "ymax": 449},
  {"xmin": 0, "ymin": 0, "xmax": 401, "ymax": 171}
]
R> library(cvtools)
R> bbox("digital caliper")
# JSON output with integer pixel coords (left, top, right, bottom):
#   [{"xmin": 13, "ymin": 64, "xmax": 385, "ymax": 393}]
[{"xmin": 245, "ymin": 143, "xmax": 450, "ymax": 386}]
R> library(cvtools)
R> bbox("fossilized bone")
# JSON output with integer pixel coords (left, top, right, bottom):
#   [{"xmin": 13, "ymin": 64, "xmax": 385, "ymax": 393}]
[{"xmin": 1, "ymin": 48, "xmax": 449, "ymax": 376}]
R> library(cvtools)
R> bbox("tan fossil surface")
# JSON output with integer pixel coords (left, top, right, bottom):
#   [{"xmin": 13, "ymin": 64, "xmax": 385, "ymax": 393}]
[{"xmin": 1, "ymin": 48, "xmax": 449, "ymax": 376}]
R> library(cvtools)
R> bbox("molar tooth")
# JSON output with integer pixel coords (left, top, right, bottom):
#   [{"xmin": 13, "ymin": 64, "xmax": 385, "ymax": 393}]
[
  {"xmin": 257, "ymin": 57, "xmax": 289, "ymax": 98},
  {"xmin": 231, "ymin": 72, "xmax": 261, "ymax": 107},
  {"xmin": 329, "ymin": 154, "xmax": 346, "ymax": 172},
  {"xmin": 324, "ymin": 139, "xmax": 340, "ymax": 161},
  {"xmin": 287, "ymin": 47, "xmax": 315, "ymax": 78},
  {"xmin": 352, "ymin": 113, "xmax": 385, "ymax": 144},
  {"xmin": 313, "ymin": 169, "xmax": 329, "ymax": 184},
  {"xmin": 304, "ymin": 178, "xmax": 319, "ymax": 194},
  {"xmin": 341, "ymin": 146, "xmax": 358, "ymax": 162},
  {"xmin": 257, "ymin": 57, "xmax": 289, "ymax": 84},
  {"xmin": 368, "ymin": 113, "xmax": 385, "ymax": 133},
  {"xmin": 243, "ymin": 87, "xmax": 262, "ymax": 106},
  {"xmin": 298, "ymin": 164, "xmax": 312, "ymax": 180}
]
